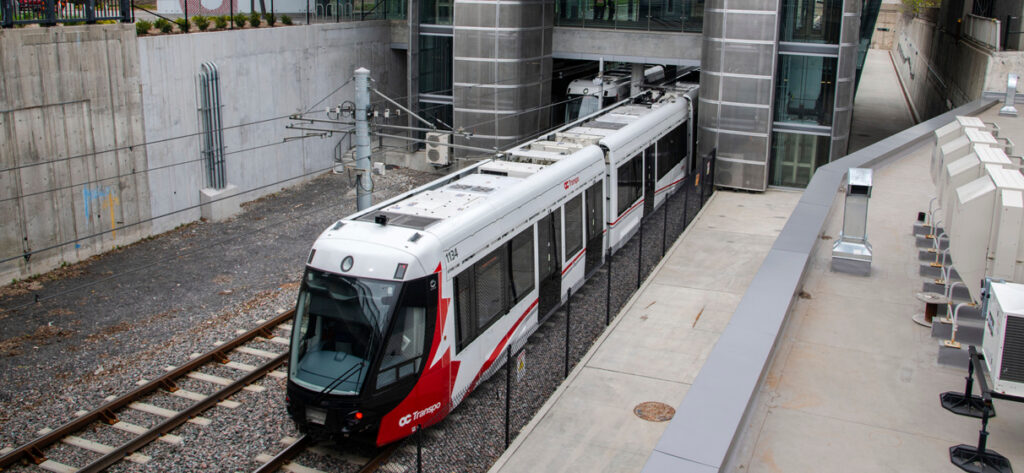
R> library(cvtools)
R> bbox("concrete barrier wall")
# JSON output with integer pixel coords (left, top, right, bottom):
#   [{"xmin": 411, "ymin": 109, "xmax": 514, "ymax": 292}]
[
  {"xmin": 1, "ymin": 21, "xmax": 405, "ymax": 284},
  {"xmin": 137, "ymin": 20, "xmax": 406, "ymax": 234},
  {"xmin": 0, "ymin": 25, "xmax": 150, "ymax": 284},
  {"xmin": 891, "ymin": 15, "xmax": 1008, "ymax": 122}
]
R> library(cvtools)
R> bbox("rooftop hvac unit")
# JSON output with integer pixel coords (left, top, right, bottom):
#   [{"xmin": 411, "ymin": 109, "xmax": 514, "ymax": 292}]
[
  {"xmin": 939, "ymin": 145, "xmax": 1013, "ymax": 230},
  {"xmin": 426, "ymin": 132, "xmax": 451, "ymax": 166},
  {"xmin": 982, "ymin": 281, "xmax": 1024, "ymax": 397},
  {"xmin": 949, "ymin": 168, "xmax": 1024, "ymax": 303},
  {"xmin": 932, "ymin": 129, "xmax": 998, "ymax": 185},
  {"xmin": 950, "ymin": 176, "xmax": 998, "ymax": 303}
]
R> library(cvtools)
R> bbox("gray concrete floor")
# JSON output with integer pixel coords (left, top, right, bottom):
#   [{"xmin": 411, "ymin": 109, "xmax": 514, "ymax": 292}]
[{"xmin": 730, "ymin": 110, "xmax": 1024, "ymax": 471}]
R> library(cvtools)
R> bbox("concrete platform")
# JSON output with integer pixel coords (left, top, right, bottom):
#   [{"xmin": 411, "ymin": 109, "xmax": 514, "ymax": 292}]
[
  {"xmin": 731, "ymin": 118, "xmax": 1024, "ymax": 472},
  {"xmin": 489, "ymin": 189, "xmax": 802, "ymax": 473}
]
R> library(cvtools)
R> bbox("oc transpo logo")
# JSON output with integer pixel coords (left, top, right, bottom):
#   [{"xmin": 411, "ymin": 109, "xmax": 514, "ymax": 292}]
[
  {"xmin": 398, "ymin": 402, "xmax": 443, "ymax": 427},
  {"xmin": 563, "ymin": 176, "xmax": 580, "ymax": 190}
]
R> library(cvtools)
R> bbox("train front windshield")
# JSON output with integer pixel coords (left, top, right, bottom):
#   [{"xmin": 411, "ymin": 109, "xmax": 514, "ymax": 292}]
[{"xmin": 290, "ymin": 270, "xmax": 400, "ymax": 395}]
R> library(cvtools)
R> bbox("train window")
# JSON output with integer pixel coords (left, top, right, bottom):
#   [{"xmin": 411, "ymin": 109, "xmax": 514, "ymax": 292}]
[
  {"xmin": 474, "ymin": 247, "xmax": 509, "ymax": 331},
  {"xmin": 375, "ymin": 306, "xmax": 426, "ymax": 389},
  {"xmin": 656, "ymin": 124, "xmax": 687, "ymax": 181},
  {"xmin": 455, "ymin": 271, "xmax": 474, "ymax": 352},
  {"xmin": 564, "ymin": 194, "xmax": 583, "ymax": 259},
  {"xmin": 617, "ymin": 154, "xmax": 643, "ymax": 216},
  {"xmin": 509, "ymin": 228, "xmax": 535, "ymax": 302}
]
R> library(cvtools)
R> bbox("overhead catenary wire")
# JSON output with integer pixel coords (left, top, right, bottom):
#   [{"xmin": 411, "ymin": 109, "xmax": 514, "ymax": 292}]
[
  {"xmin": 0, "ymin": 138, "xmax": 307, "ymax": 206},
  {"xmin": 0, "ymin": 76, "xmax": 360, "ymax": 176},
  {"xmin": 0, "ymin": 156, "xmax": 345, "ymax": 267},
  {"xmin": 1, "ymin": 169, "xmax": 401, "ymax": 313}
]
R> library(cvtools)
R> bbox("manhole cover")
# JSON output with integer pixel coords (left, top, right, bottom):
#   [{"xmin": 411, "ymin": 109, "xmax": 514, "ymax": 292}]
[{"xmin": 633, "ymin": 402, "xmax": 675, "ymax": 422}]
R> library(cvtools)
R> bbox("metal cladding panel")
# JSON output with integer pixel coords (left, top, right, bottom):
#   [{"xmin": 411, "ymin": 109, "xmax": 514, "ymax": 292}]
[{"xmin": 713, "ymin": 158, "xmax": 768, "ymax": 191}]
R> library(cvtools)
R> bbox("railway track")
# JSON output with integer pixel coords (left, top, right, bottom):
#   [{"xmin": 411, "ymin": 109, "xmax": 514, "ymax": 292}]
[
  {"xmin": 0, "ymin": 309, "xmax": 297, "ymax": 473},
  {"xmin": 253, "ymin": 435, "xmax": 398, "ymax": 473}
]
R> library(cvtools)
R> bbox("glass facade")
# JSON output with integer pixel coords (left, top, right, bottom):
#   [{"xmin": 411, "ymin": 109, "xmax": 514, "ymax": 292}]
[
  {"xmin": 774, "ymin": 54, "xmax": 837, "ymax": 126},
  {"xmin": 419, "ymin": 35, "xmax": 453, "ymax": 95},
  {"xmin": 778, "ymin": 0, "xmax": 842, "ymax": 43},
  {"xmin": 769, "ymin": 132, "xmax": 831, "ymax": 187},
  {"xmin": 555, "ymin": 0, "xmax": 703, "ymax": 32},
  {"xmin": 421, "ymin": 0, "xmax": 452, "ymax": 24}
]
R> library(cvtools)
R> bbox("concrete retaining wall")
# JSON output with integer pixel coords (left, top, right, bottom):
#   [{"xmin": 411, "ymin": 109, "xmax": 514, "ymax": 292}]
[
  {"xmin": 137, "ymin": 20, "xmax": 405, "ymax": 234},
  {"xmin": 891, "ymin": 15, "xmax": 1024, "ymax": 122},
  {"xmin": 0, "ymin": 25, "xmax": 150, "ymax": 284},
  {"xmin": 1, "ymin": 21, "xmax": 406, "ymax": 284}
]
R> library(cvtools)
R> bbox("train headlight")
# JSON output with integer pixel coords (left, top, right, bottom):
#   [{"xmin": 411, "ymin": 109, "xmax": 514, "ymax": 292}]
[{"xmin": 341, "ymin": 256, "xmax": 354, "ymax": 272}]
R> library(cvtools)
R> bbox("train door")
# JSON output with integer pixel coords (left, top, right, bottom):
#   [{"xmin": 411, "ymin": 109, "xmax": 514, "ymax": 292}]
[
  {"xmin": 584, "ymin": 182, "xmax": 603, "ymax": 276},
  {"xmin": 643, "ymin": 144, "xmax": 657, "ymax": 216},
  {"xmin": 537, "ymin": 208, "xmax": 562, "ymax": 319}
]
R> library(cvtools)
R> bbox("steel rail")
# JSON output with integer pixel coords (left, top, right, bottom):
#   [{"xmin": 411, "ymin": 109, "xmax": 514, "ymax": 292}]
[
  {"xmin": 252, "ymin": 434, "xmax": 311, "ymax": 473},
  {"xmin": 78, "ymin": 351, "xmax": 289, "ymax": 472},
  {"xmin": 358, "ymin": 444, "xmax": 399, "ymax": 473},
  {"xmin": 0, "ymin": 308, "xmax": 296, "ymax": 470}
]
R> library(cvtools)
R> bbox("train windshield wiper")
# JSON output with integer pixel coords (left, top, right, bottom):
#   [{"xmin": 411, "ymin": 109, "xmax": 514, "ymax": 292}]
[{"xmin": 315, "ymin": 359, "xmax": 365, "ymax": 400}]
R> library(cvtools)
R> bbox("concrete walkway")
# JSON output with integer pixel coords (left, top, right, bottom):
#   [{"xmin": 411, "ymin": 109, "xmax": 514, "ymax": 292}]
[
  {"xmin": 488, "ymin": 189, "xmax": 801, "ymax": 473},
  {"xmin": 848, "ymin": 49, "xmax": 917, "ymax": 153}
]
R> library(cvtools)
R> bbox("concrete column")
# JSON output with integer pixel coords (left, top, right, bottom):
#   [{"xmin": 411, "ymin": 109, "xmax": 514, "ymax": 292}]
[{"xmin": 631, "ymin": 63, "xmax": 643, "ymax": 96}]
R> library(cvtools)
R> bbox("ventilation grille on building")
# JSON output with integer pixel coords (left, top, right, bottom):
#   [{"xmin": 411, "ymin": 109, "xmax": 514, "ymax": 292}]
[{"xmin": 1002, "ymin": 314, "xmax": 1024, "ymax": 383}]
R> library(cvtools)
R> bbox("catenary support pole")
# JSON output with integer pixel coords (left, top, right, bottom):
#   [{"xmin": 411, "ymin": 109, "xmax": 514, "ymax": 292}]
[{"xmin": 354, "ymin": 67, "xmax": 373, "ymax": 211}]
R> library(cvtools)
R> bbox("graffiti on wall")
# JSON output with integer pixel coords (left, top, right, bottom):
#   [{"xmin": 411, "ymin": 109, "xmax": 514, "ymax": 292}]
[{"xmin": 83, "ymin": 186, "xmax": 120, "ymax": 239}]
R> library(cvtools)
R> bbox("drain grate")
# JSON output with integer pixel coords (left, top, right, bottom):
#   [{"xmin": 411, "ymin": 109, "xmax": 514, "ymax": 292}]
[{"xmin": 633, "ymin": 402, "xmax": 675, "ymax": 422}]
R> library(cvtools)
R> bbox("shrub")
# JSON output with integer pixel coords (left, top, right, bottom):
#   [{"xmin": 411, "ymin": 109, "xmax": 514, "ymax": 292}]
[
  {"xmin": 193, "ymin": 15, "xmax": 209, "ymax": 31},
  {"xmin": 248, "ymin": 11, "xmax": 261, "ymax": 27},
  {"xmin": 264, "ymin": 12, "xmax": 276, "ymax": 26},
  {"xmin": 174, "ymin": 17, "xmax": 190, "ymax": 32},
  {"xmin": 154, "ymin": 18, "xmax": 172, "ymax": 33},
  {"xmin": 214, "ymin": 15, "xmax": 228, "ymax": 28},
  {"xmin": 232, "ymin": 13, "xmax": 246, "ymax": 27},
  {"xmin": 281, "ymin": 14, "xmax": 292, "ymax": 25},
  {"xmin": 135, "ymin": 19, "xmax": 152, "ymax": 35}
]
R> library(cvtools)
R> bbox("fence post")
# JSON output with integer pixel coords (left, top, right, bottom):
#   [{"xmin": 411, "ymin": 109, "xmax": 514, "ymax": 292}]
[
  {"xmin": 662, "ymin": 195, "xmax": 668, "ymax": 256},
  {"xmin": 606, "ymin": 248, "xmax": 611, "ymax": 325},
  {"xmin": 637, "ymin": 216, "xmax": 643, "ymax": 289},
  {"xmin": 305, "ymin": 0, "xmax": 309, "ymax": 23},
  {"xmin": 564, "ymin": 288, "xmax": 571, "ymax": 379},
  {"xmin": 416, "ymin": 424, "xmax": 422, "ymax": 473},
  {"xmin": 2, "ymin": 0, "xmax": 13, "ymax": 28},
  {"xmin": 182, "ymin": 0, "xmax": 186, "ymax": 24},
  {"xmin": 44, "ymin": 0, "xmax": 55, "ymax": 25},
  {"xmin": 681, "ymin": 178, "xmax": 690, "ymax": 229},
  {"xmin": 505, "ymin": 345, "xmax": 511, "ymax": 447},
  {"xmin": 230, "ymin": 0, "xmax": 233, "ymax": 27}
]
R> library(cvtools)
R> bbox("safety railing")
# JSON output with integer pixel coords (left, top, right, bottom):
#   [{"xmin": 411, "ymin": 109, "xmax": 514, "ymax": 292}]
[
  {"xmin": 963, "ymin": 13, "xmax": 1001, "ymax": 51},
  {"xmin": 1, "ymin": 0, "xmax": 130, "ymax": 27}
]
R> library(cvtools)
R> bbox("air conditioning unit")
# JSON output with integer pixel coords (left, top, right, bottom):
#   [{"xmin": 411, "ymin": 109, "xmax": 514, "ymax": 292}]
[
  {"xmin": 982, "ymin": 281, "xmax": 1024, "ymax": 397},
  {"xmin": 426, "ymin": 132, "xmax": 451, "ymax": 166}
]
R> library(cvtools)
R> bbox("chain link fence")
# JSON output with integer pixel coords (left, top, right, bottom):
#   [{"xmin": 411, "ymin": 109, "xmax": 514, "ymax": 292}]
[{"xmin": 378, "ymin": 151, "xmax": 716, "ymax": 473}]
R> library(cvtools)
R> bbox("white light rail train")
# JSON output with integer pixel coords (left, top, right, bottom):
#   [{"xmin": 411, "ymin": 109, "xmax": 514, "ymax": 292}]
[{"xmin": 286, "ymin": 84, "xmax": 699, "ymax": 446}]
